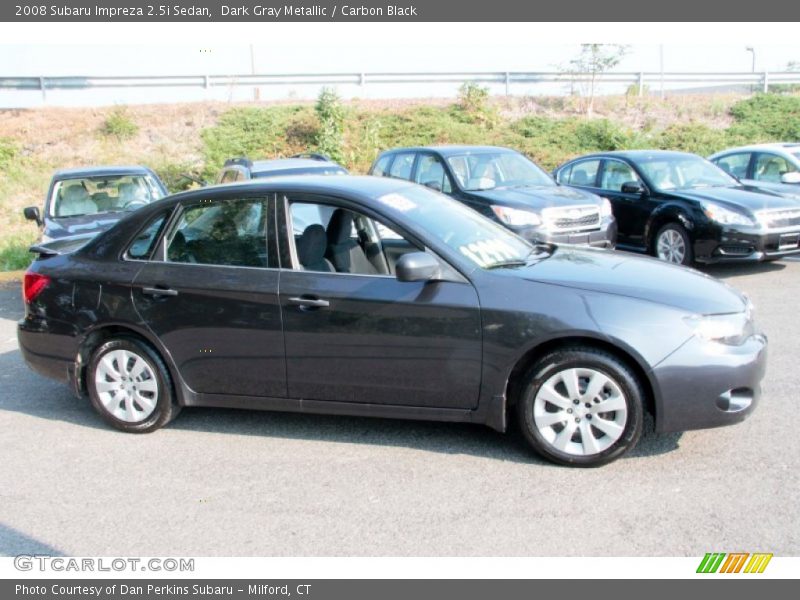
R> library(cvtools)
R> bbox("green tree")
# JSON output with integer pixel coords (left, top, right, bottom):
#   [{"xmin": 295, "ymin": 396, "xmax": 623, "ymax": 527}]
[
  {"xmin": 315, "ymin": 87, "xmax": 345, "ymax": 162},
  {"xmin": 566, "ymin": 44, "xmax": 629, "ymax": 116}
]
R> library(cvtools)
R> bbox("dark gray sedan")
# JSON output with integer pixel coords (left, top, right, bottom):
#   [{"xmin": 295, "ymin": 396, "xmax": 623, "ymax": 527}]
[{"xmin": 17, "ymin": 176, "xmax": 766, "ymax": 466}]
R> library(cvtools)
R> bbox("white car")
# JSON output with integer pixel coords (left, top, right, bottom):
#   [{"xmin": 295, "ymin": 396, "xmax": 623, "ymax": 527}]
[{"xmin": 709, "ymin": 143, "xmax": 800, "ymax": 198}]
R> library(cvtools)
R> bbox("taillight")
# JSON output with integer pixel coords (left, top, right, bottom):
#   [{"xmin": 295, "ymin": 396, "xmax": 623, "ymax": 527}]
[{"xmin": 23, "ymin": 272, "xmax": 50, "ymax": 304}]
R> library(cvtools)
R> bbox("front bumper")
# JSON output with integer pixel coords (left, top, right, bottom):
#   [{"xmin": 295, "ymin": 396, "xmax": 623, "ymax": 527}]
[
  {"xmin": 650, "ymin": 332, "xmax": 767, "ymax": 433},
  {"xmin": 517, "ymin": 218, "xmax": 617, "ymax": 248},
  {"xmin": 695, "ymin": 224, "xmax": 800, "ymax": 263}
]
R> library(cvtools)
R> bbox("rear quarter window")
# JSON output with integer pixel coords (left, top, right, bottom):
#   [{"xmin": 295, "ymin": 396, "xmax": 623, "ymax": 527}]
[{"xmin": 126, "ymin": 213, "xmax": 168, "ymax": 260}]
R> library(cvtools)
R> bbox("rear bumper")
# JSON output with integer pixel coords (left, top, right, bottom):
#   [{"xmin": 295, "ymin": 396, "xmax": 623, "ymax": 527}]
[
  {"xmin": 651, "ymin": 332, "xmax": 767, "ymax": 433},
  {"xmin": 18, "ymin": 317, "xmax": 81, "ymax": 394}
]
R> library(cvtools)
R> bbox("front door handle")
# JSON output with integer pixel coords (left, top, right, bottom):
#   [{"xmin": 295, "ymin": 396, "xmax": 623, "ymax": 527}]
[
  {"xmin": 142, "ymin": 286, "xmax": 179, "ymax": 297},
  {"xmin": 288, "ymin": 296, "xmax": 330, "ymax": 309}
]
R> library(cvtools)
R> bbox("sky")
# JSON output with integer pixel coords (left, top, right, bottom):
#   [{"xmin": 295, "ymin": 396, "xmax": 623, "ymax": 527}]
[{"xmin": 2, "ymin": 43, "xmax": 799, "ymax": 107}]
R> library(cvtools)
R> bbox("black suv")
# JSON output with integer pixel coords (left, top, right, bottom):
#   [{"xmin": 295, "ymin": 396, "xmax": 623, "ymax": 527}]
[
  {"xmin": 216, "ymin": 153, "xmax": 348, "ymax": 183},
  {"xmin": 369, "ymin": 146, "xmax": 616, "ymax": 248},
  {"xmin": 554, "ymin": 150, "xmax": 800, "ymax": 265}
]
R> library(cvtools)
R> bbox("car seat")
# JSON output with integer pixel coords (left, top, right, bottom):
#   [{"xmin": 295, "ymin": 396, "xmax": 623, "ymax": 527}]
[{"xmin": 297, "ymin": 225, "xmax": 335, "ymax": 272}]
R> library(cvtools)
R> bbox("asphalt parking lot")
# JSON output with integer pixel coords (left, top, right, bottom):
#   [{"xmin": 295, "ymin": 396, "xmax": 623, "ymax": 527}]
[{"xmin": 1, "ymin": 257, "xmax": 798, "ymax": 557}]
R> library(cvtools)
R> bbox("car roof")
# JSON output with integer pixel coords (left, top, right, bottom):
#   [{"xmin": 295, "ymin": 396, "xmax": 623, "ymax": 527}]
[
  {"xmin": 710, "ymin": 143, "xmax": 800, "ymax": 156},
  {"xmin": 565, "ymin": 150, "xmax": 703, "ymax": 162},
  {"xmin": 53, "ymin": 165, "xmax": 155, "ymax": 179},
  {"xmin": 378, "ymin": 145, "xmax": 518, "ymax": 157},
  {"xmin": 247, "ymin": 157, "xmax": 344, "ymax": 173},
  {"xmin": 162, "ymin": 175, "xmax": 413, "ymax": 206}
]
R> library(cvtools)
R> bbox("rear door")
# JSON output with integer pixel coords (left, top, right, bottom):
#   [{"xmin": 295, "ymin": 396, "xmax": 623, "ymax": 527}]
[{"xmin": 131, "ymin": 193, "xmax": 286, "ymax": 399}]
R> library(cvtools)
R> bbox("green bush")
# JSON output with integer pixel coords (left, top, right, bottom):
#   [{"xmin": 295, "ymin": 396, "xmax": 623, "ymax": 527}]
[
  {"xmin": 315, "ymin": 87, "xmax": 345, "ymax": 163},
  {"xmin": 0, "ymin": 234, "xmax": 34, "ymax": 271},
  {"xmin": 729, "ymin": 94, "xmax": 800, "ymax": 140},
  {"xmin": 0, "ymin": 137, "xmax": 17, "ymax": 168},
  {"xmin": 100, "ymin": 108, "xmax": 139, "ymax": 140},
  {"xmin": 653, "ymin": 123, "xmax": 731, "ymax": 156},
  {"xmin": 153, "ymin": 162, "xmax": 204, "ymax": 192}
]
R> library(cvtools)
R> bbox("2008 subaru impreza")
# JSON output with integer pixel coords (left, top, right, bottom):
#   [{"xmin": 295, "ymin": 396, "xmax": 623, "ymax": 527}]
[{"xmin": 18, "ymin": 176, "xmax": 767, "ymax": 466}]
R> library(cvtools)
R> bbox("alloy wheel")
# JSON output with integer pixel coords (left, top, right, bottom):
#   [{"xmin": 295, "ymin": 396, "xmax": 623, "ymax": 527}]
[{"xmin": 656, "ymin": 229, "xmax": 686, "ymax": 264}]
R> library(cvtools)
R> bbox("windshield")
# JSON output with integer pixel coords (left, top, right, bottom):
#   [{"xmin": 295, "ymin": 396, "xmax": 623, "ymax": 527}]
[
  {"xmin": 50, "ymin": 174, "xmax": 165, "ymax": 218},
  {"xmin": 377, "ymin": 185, "xmax": 540, "ymax": 269},
  {"xmin": 636, "ymin": 155, "xmax": 738, "ymax": 191},
  {"xmin": 446, "ymin": 151, "xmax": 554, "ymax": 191}
]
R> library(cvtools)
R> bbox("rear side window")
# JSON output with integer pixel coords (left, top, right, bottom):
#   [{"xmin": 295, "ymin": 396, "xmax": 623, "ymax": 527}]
[
  {"xmin": 126, "ymin": 213, "xmax": 168, "ymax": 260},
  {"xmin": 166, "ymin": 198, "xmax": 269, "ymax": 268},
  {"xmin": 561, "ymin": 160, "xmax": 600, "ymax": 187},
  {"xmin": 371, "ymin": 155, "xmax": 392, "ymax": 177},
  {"xmin": 713, "ymin": 153, "xmax": 750, "ymax": 179},
  {"xmin": 388, "ymin": 153, "xmax": 416, "ymax": 180}
]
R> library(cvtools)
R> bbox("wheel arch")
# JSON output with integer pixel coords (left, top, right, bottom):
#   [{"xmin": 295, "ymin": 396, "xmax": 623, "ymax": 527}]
[
  {"xmin": 76, "ymin": 322, "xmax": 188, "ymax": 406},
  {"xmin": 503, "ymin": 335, "xmax": 658, "ymax": 422},
  {"xmin": 645, "ymin": 205, "xmax": 696, "ymax": 253}
]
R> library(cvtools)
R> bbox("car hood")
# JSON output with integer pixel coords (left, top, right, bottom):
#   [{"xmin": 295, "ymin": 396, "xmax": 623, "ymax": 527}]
[
  {"xmin": 516, "ymin": 247, "xmax": 746, "ymax": 315},
  {"xmin": 665, "ymin": 186, "xmax": 800, "ymax": 213},
  {"xmin": 467, "ymin": 185, "xmax": 601, "ymax": 209},
  {"xmin": 44, "ymin": 213, "xmax": 125, "ymax": 240}
]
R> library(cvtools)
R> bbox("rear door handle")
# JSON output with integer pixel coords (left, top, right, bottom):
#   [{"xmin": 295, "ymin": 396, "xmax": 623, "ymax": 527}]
[
  {"xmin": 288, "ymin": 296, "xmax": 330, "ymax": 308},
  {"xmin": 142, "ymin": 287, "xmax": 179, "ymax": 297}
]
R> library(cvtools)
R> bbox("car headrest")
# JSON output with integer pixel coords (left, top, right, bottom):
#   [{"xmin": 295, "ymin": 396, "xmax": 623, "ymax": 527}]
[
  {"xmin": 298, "ymin": 224, "xmax": 328, "ymax": 266},
  {"xmin": 327, "ymin": 209, "xmax": 354, "ymax": 245}
]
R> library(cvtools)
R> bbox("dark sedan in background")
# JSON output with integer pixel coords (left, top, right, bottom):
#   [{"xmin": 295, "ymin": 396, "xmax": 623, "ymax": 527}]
[
  {"xmin": 18, "ymin": 176, "xmax": 765, "ymax": 467},
  {"xmin": 23, "ymin": 165, "xmax": 167, "ymax": 251},
  {"xmin": 554, "ymin": 150, "xmax": 800, "ymax": 265},
  {"xmin": 369, "ymin": 145, "xmax": 616, "ymax": 249},
  {"xmin": 216, "ymin": 153, "xmax": 348, "ymax": 183}
]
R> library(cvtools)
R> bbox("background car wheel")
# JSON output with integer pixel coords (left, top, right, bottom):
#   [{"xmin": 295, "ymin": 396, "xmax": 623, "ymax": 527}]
[
  {"xmin": 87, "ymin": 337, "xmax": 179, "ymax": 433},
  {"xmin": 516, "ymin": 347, "xmax": 644, "ymax": 467},
  {"xmin": 654, "ymin": 223, "xmax": 693, "ymax": 266}
]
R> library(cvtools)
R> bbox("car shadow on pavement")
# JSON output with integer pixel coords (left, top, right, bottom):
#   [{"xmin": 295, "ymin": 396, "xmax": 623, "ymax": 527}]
[
  {"xmin": 700, "ymin": 261, "xmax": 786, "ymax": 279},
  {"xmin": 0, "ymin": 522, "xmax": 64, "ymax": 557},
  {"xmin": 1, "ymin": 345, "xmax": 682, "ymax": 466}
]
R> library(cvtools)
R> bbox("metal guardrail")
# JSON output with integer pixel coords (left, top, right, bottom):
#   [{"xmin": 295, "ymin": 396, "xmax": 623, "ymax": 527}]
[{"xmin": 2, "ymin": 71, "xmax": 799, "ymax": 101}]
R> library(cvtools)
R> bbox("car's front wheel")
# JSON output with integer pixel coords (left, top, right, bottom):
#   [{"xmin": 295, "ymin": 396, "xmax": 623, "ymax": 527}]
[
  {"xmin": 516, "ymin": 347, "xmax": 644, "ymax": 467},
  {"xmin": 654, "ymin": 223, "xmax": 693, "ymax": 266},
  {"xmin": 87, "ymin": 337, "xmax": 179, "ymax": 432}
]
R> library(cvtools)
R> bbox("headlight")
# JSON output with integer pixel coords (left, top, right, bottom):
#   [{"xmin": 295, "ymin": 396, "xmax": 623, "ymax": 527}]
[
  {"xmin": 683, "ymin": 311, "xmax": 754, "ymax": 345},
  {"xmin": 600, "ymin": 197, "xmax": 613, "ymax": 218},
  {"xmin": 701, "ymin": 202, "xmax": 755, "ymax": 227},
  {"xmin": 491, "ymin": 205, "xmax": 542, "ymax": 227}
]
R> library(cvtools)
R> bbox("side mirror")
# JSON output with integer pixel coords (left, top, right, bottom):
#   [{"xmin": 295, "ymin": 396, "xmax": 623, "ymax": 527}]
[
  {"xmin": 395, "ymin": 252, "xmax": 441, "ymax": 283},
  {"xmin": 781, "ymin": 172, "xmax": 800, "ymax": 184},
  {"xmin": 423, "ymin": 181, "xmax": 442, "ymax": 192},
  {"xmin": 23, "ymin": 206, "xmax": 42, "ymax": 226},
  {"xmin": 621, "ymin": 181, "xmax": 646, "ymax": 195}
]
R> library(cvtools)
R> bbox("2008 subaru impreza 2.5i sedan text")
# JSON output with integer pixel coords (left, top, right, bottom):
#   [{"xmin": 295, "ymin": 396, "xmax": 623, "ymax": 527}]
[{"xmin": 18, "ymin": 176, "xmax": 767, "ymax": 466}]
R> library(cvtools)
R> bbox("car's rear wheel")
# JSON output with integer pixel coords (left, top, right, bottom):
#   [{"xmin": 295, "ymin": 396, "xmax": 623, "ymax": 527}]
[
  {"xmin": 87, "ymin": 337, "xmax": 178, "ymax": 432},
  {"xmin": 516, "ymin": 347, "xmax": 644, "ymax": 467},
  {"xmin": 654, "ymin": 223, "xmax": 693, "ymax": 266}
]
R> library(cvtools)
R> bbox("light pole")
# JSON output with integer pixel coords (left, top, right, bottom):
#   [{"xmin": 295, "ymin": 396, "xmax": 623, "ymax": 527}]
[{"xmin": 746, "ymin": 47, "xmax": 756, "ymax": 93}]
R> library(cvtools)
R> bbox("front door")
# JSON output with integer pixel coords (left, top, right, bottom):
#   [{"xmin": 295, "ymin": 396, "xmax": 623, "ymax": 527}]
[{"xmin": 278, "ymin": 194, "xmax": 483, "ymax": 409}]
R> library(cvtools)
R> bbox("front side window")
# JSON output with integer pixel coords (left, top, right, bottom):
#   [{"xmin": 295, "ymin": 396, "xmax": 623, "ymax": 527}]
[
  {"xmin": 636, "ymin": 155, "xmax": 736, "ymax": 192},
  {"xmin": 414, "ymin": 154, "xmax": 453, "ymax": 193},
  {"xmin": 287, "ymin": 200, "xmax": 414, "ymax": 275},
  {"xmin": 600, "ymin": 160, "xmax": 640, "ymax": 192},
  {"xmin": 166, "ymin": 197, "xmax": 268, "ymax": 267},
  {"xmin": 754, "ymin": 154, "xmax": 797, "ymax": 182},
  {"xmin": 446, "ymin": 151, "xmax": 554, "ymax": 191},
  {"xmin": 388, "ymin": 153, "xmax": 416, "ymax": 180},
  {"xmin": 51, "ymin": 174, "xmax": 165, "ymax": 218},
  {"xmin": 713, "ymin": 153, "xmax": 751, "ymax": 179}
]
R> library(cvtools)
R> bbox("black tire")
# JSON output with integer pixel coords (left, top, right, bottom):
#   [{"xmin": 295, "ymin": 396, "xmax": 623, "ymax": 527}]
[
  {"xmin": 516, "ymin": 346, "xmax": 644, "ymax": 467},
  {"xmin": 653, "ymin": 222, "xmax": 693, "ymax": 266},
  {"xmin": 87, "ymin": 337, "xmax": 180, "ymax": 433}
]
